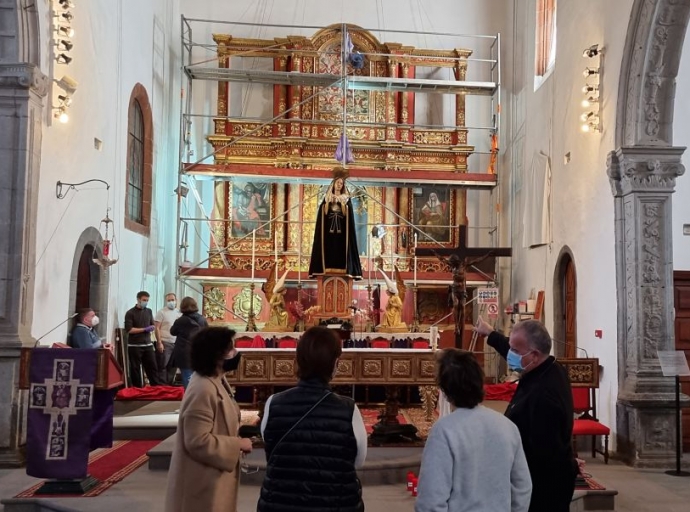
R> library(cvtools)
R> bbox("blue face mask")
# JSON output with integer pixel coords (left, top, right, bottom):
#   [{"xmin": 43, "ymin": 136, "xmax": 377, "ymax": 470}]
[
  {"xmin": 507, "ymin": 349, "xmax": 526, "ymax": 372},
  {"xmin": 167, "ymin": 301, "xmax": 176, "ymax": 310},
  {"xmin": 138, "ymin": 300, "xmax": 149, "ymax": 309}
]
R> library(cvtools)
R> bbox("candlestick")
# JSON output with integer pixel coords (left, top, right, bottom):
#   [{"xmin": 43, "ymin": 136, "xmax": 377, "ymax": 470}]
[
  {"xmin": 389, "ymin": 232, "xmax": 394, "ymax": 270},
  {"xmin": 274, "ymin": 227, "xmax": 279, "ymax": 271},
  {"xmin": 251, "ymin": 229, "xmax": 256, "ymax": 281},
  {"xmin": 413, "ymin": 232, "xmax": 418, "ymax": 284},
  {"xmin": 297, "ymin": 235, "xmax": 301, "ymax": 285},
  {"xmin": 368, "ymin": 236, "xmax": 372, "ymax": 284}
]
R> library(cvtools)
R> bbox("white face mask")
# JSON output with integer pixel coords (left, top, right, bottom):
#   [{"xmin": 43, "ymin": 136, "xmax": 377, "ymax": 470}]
[
  {"xmin": 167, "ymin": 301, "xmax": 176, "ymax": 310},
  {"xmin": 90, "ymin": 315, "xmax": 100, "ymax": 327}
]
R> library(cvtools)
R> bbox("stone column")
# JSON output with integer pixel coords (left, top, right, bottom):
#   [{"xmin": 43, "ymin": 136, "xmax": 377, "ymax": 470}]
[
  {"xmin": 607, "ymin": 145, "xmax": 688, "ymax": 468},
  {"xmin": 0, "ymin": 63, "xmax": 48, "ymax": 466}
]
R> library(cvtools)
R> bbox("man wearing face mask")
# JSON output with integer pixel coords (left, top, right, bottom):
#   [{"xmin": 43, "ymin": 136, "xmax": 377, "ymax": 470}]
[
  {"xmin": 124, "ymin": 291, "xmax": 161, "ymax": 387},
  {"xmin": 474, "ymin": 318, "xmax": 577, "ymax": 512},
  {"xmin": 155, "ymin": 293, "xmax": 182, "ymax": 385},
  {"xmin": 69, "ymin": 308, "xmax": 104, "ymax": 349}
]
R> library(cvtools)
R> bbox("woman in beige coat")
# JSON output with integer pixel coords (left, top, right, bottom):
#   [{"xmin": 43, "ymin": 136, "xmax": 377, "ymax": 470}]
[{"xmin": 165, "ymin": 326, "xmax": 252, "ymax": 512}]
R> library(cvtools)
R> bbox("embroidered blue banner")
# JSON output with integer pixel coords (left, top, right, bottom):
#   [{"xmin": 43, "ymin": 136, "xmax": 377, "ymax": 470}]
[{"xmin": 26, "ymin": 349, "xmax": 99, "ymax": 479}]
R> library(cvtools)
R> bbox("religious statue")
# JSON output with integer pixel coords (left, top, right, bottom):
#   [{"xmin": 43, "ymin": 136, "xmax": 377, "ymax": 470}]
[
  {"xmin": 262, "ymin": 265, "xmax": 291, "ymax": 332},
  {"xmin": 308, "ymin": 168, "xmax": 363, "ymax": 280},
  {"xmin": 377, "ymin": 266, "xmax": 408, "ymax": 333},
  {"xmin": 436, "ymin": 252, "xmax": 492, "ymax": 336}
]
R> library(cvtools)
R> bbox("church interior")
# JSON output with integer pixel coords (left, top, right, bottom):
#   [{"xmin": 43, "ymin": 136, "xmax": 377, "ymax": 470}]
[{"xmin": 1, "ymin": 0, "xmax": 690, "ymax": 510}]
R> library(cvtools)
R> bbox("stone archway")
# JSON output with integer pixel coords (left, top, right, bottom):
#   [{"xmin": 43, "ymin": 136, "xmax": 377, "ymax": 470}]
[
  {"xmin": 68, "ymin": 228, "xmax": 110, "ymax": 340},
  {"xmin": 608, "ymin": 0, "xmax": 690, "ymax": 467},
  {"xmin": 553, "ymin": 247, "xmax": 577, "ymax": 359}
]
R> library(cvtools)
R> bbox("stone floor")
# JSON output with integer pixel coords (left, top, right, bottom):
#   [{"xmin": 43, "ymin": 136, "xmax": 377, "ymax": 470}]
[{"xmin": 2, "ymin": 454, "xmax": 690, "ymax": 511}]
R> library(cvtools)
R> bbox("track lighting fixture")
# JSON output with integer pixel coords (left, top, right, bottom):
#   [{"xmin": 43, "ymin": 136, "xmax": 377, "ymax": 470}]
[
  {"xmin": 583, "ymin": 67, "xmax": 599, "ymax": 77},
  {"xmin": 56, "ymin": 53, "xmax": 72, "ymax": 64},
  {"xmin": 55, "ymin": 39, "xmax": 73, "ymax": 51},
  {"xmin": 582, "ymin": 44, "xmax": 601, "ymax": 58},
  {"xmin": 56, "ymin": 25, "xmax": 75, "ymax": 38}
]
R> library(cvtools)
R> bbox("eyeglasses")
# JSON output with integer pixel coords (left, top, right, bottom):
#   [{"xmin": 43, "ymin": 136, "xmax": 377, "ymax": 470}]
[{"xmin": 240, "ymin": 462, "xmax": 260, "ymax": 475}]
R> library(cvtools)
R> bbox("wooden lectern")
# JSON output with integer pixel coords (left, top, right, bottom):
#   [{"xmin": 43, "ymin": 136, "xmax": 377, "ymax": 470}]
[{"xmin": 18, "ymin": 347, "xmax": 124, "ymax": 495}]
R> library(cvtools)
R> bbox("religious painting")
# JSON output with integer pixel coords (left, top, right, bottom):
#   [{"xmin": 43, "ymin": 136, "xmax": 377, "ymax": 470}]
[
  {"xmin": 411, "ymin": 186, "xmax": 454, "ymax": 244},
  {"xmin": 229, "ymin": 180, "xmax": 273, "ymax": 239}
]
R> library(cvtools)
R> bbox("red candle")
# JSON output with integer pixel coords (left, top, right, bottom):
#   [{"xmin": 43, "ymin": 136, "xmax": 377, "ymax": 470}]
[
  {"xmin": 412, "ymin": 477, "xmax": 418, "ymax": 497},
  {"xmin": 407, "ymin": 471, "xmax": 415, "ymax": 492}
]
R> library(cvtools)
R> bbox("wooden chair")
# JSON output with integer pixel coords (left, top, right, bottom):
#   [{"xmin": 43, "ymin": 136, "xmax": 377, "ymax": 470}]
[
  {"xmin": 370, "ymin": 338, "xmax": 391, "ymax": 349},
  {"xmin": 277, "ymin": 339, "xmax": 297, "ymax": 349},
  {"xmin": 572, "ymin": 387, "xmax": 610, "ymax": 463}
]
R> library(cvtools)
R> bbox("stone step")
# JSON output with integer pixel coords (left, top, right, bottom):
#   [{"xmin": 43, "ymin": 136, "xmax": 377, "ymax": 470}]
[{"xmin": 148, "ymin": 433, "xmax": 422, "ymax": 486}]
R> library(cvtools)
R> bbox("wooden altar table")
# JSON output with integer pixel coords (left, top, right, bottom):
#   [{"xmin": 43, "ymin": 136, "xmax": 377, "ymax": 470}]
[{"xmin": 229, "ymin": 348, "xmax": 438, "ymax": 442}]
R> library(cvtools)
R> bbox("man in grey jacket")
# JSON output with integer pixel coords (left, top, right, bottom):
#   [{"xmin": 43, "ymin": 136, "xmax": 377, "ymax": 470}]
[{"xmin": 415, "ymin": 349, "xmax": 532, "ymax": 512}]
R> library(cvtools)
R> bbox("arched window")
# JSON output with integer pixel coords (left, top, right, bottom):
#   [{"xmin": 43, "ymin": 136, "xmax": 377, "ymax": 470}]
[
  {"xmin": 535, "ymin": 0, "xmax": 557, "ymax": 78},
  {"xmin": 125, "ymin": 84, "xmax": 153, "ymax": 235}
]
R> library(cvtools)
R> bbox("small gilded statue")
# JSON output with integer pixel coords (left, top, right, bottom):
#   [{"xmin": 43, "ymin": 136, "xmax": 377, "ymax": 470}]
[
  {"xmin": 262, "ymin": 264, "xmax": 291, "ymax": 332},
  {"xmin": 378, "ymin": 265, "xmax": 408, "ymax": 333}
]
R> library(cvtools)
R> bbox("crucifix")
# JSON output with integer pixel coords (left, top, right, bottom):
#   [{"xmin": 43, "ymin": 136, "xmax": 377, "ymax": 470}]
[{"xmin": 415, "ymin": 225, "xmax": 512, "ymax": 348}]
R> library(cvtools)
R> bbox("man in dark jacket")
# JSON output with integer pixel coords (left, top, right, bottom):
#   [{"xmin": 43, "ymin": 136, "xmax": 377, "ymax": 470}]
[
  {"xmin": 475, "ymin": 318, "xmax": 578, "ymax": 512},
  {"xmin": 124, "ymin": 291, "xmax": 161, "ymax": 387}
]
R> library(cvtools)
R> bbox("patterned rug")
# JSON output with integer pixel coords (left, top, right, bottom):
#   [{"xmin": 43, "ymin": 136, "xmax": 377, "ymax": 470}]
[
  {"xmin": 241, "ymin": 407, "xmax": 435, "ymax": 441},
  {"xmin": 14, "ymin": 440, "xmax": 159, "ymax": 498}
]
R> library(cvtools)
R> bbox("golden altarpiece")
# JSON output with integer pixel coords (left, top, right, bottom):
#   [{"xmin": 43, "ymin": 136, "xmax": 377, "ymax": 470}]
[{"xmin": 181, "ymin": 24, "xmax": 499, "ymax": 337}]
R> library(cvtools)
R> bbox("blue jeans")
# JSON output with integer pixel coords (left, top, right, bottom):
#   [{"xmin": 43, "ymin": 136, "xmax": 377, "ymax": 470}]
[{"xmin": 181, "ymin": 368, "xmax": 194, "ymax": 389}]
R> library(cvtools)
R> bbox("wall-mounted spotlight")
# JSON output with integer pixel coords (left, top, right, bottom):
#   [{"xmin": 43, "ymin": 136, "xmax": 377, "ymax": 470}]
[
  {"xmin": 56, "ymin": 25, "xmax": 75, "ymax": 38},
  {"xmin": 55, "ymin": 39, "xmax": 73, "ymax": 51},
  {"xmin": 57, "ymin": 94, "xmax": 72, "ymax": 106},
  {"xmin": 56, "ymin": 53, "xmax": 72, "ymax": 65},
  {"xmin": 580, "ymin": 113, "xmax": 600, "ymax": 133},
  {"xmin": 581, "ymin": 95, "xmax": 599, "ymax": 108},
  {"xmin": 54, "ymin": 106, "xmax": 69, "ymax": 124},
  {"xmin": 59, "ymin": 0, "xmax": 75, "ymax": 8},
  {"xmin": 583, "ymin": 67, "xmax": 599, "ymax": 77},
  {"xmin": 55, "ymin": 75, "xmax": 78, "ymax": 94},
  {"xmin": 174, "ymin": 184, "xmax": 190, "ymax": 198},
  {"xmin": 57, "ymin": 12, "xmax": 74, "ymax": 22},
  {"xmin": 583, "ymin": 44, "xmax": 601, "ymax": 58},
  {"xmin": 582, "ymin": 84, "xmax": 599, "ymax": 94}
]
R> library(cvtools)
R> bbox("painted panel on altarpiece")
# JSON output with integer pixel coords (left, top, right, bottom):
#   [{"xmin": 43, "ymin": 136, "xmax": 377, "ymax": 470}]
[
  {"xmin": 229, "ymin": 180, "xmax": 274, "ymax": 239},
  {"xmin": 410, "ymin": 186, "xmax": 455, "ymax": 245}
]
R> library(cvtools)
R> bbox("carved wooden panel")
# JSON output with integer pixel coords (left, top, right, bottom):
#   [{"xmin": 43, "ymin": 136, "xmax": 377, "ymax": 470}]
[
  {"xmin": 229, "ymin": 349, "xmax": 436, "ymax": 385},
  {"xmin": 558, "ymin": 358, "xmax": 599, "ymax": 388}
]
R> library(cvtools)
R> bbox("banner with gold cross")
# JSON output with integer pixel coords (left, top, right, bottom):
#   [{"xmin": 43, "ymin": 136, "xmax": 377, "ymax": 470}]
[{"xmin": 26, "ymin": 349, "xmax": 99, "ymax": 479}]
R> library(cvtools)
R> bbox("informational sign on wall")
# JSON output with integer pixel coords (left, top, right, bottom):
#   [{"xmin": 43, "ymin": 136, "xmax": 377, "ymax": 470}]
[{"xmin": 477, "ymin": 288, "xmax": 499, "ymax": 318}]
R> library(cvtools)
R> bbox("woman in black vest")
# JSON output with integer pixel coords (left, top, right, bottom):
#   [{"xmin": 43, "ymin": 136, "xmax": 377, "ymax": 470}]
[
  {"xmin": 170, "ymin": 297, "xmax": 208, "ymax": 388},
  {"xmin": 258, "ymin": 326, "xmax": 366, "ymax": 512}
]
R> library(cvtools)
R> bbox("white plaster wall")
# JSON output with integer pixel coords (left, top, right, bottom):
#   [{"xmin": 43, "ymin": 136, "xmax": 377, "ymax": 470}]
[
  {"xmin": 504, "ymin": 0, "xmax": 635, "ymax": 441},
  {"xmin": 672, "ymin": 32, "xmax": 690, "ymax": 269},
  {"xmin": 32, "ymin": 0, "xmax": 181, "ymax": 343}
]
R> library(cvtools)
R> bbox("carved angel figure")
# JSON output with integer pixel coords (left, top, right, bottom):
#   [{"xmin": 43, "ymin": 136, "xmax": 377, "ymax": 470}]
[
  {"xmin": 262, "ymin": 264, "xmax": 290, "ymax": 331},
  {"xmin": 378, "ymin": 265, "xmax": 408, "ymax": 331}
]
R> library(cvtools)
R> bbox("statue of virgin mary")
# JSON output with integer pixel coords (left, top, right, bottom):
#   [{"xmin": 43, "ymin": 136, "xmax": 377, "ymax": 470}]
[{"xmin": 308, "ymin": 169, "xmax": 363, "ymax": 280}]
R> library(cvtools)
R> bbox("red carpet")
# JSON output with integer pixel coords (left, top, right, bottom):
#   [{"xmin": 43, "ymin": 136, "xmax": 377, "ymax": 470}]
[
  {"xmin": 116, "ymin": 385, "xmax": 183, "ymax": 401},
  {"xmin": 15, "ymin": 440, "xmax": 160, "ymax": 498}
]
